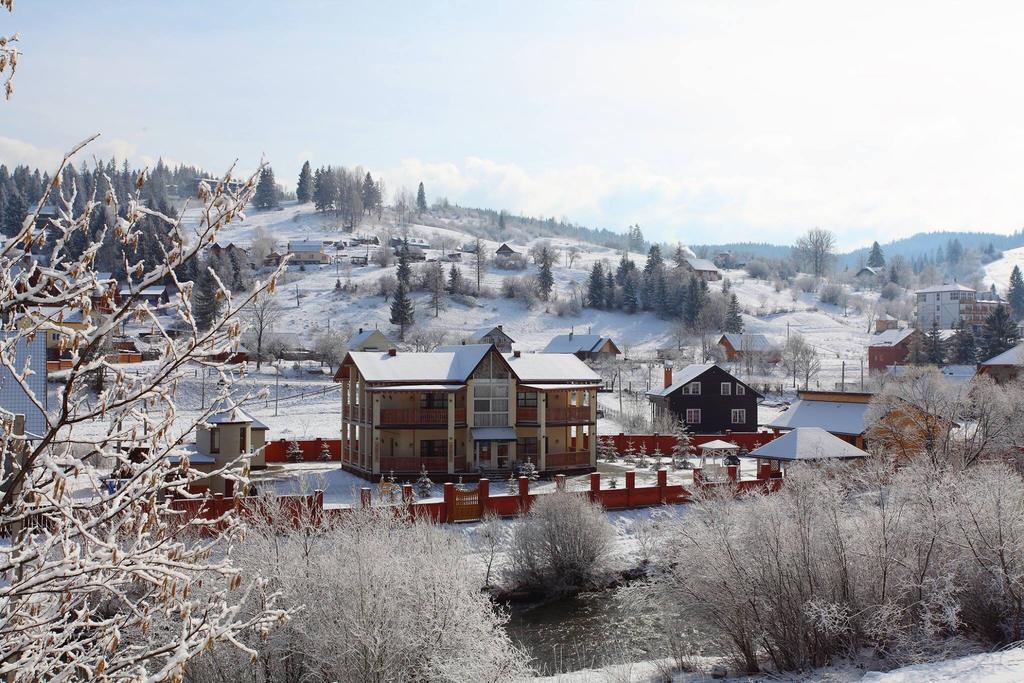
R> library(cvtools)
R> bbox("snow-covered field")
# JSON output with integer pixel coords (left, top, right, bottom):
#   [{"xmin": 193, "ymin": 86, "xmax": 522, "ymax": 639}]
[{"xmin": 984, "ymin": 245, "xmax": 1024, "ymax": 291}]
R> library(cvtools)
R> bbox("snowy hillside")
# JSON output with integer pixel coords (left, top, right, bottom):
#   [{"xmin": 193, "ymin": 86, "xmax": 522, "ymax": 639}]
[
  {"xmin": 190, "ymin": 201, "xmax": 879, "ymax": 394},
  {"xmin": 983, "ymin": 245, "xmax": 1024, "ymax": 292}
]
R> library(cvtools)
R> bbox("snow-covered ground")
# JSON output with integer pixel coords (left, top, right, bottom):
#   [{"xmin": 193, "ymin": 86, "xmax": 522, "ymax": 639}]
[{"xmin": 983, "ymin": 245, "xmax": 1024, "ymax": 292}]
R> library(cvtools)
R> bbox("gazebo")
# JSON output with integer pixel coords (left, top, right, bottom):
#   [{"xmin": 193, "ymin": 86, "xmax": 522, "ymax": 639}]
[
  {"xmin": 747, "ymin": 427, "xmax": 867, "ymax": 476},
  {"xmin": 697, "ymin": 439, "xmax": 740, "ymax": 481}
]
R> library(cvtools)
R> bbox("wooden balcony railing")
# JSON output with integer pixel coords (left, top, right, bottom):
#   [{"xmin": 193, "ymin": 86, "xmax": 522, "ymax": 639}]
[
  {"xmin": 546, "ymin": 406, "xmax": 592, "ymax": 424},
  {"xmin": 517, "ymin": 407, "xmax": 538, "ymax": 423},
  {"xmin": 378, "ymin": 408, "xmax": 448, "ymax": 426},
  {"xmin": 342, "ymin": 406, "xmax": 368, "ymax": 423},
  {"xmin": 379, "ymin": 456, "xmax": 448, "ymax": 473},
  {"xmin": 545, "ymin": 451, "xmax": 592, "ymax": 468}
]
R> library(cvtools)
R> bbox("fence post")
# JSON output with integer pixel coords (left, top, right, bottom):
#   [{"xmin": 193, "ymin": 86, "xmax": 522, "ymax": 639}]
[
  {"xmin": 727, "ymin": 465, "xmax": 738, "ymax": 482},
  {"xmin": 478, "ymin": 478, "xmax": 490, "ymax": 514},
  {"xmin": 518, "ymin": 476, "xmax": 529, "ymax": 511},
  {"xmin": 443, "ymin": 482, "xmax": 455, "ymax": 523},
  {"xmin": 360, "ymin": 487, "xmax": 372, "ymax": 509},
  {"xmin": 402, "ymin": 483, "xmax": 413, "ymax": 504},
  {"xmin": 555, "ymin": 474, "xmax": 566, "ymax": 491},
  {"xmin": 758, "ymin": 461, "xmax": 772, "ymax": 481},
  {"xmin": 625, "ymin": 470, "xmax": 635, "ymax": 508},
  {"xmin": 589, "ymin": 471, "xmax": 601, "ymax": 503},
  {"xmin": 657, "ymin": 468, "xmax": 667, "ymax": 504}
]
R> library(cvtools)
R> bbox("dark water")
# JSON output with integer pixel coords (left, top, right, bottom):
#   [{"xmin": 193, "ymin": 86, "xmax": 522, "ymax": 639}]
[{"xmin": 504, "ymin": 589, "xmax": 665, "ymax": 675}]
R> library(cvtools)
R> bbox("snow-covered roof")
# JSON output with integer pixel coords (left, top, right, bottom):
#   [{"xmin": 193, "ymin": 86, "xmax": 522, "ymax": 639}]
[
  {"xmin": 288, "ymin": 240, "xmax": 323, "ymax": 252},
  {"xmin": 206, "ymin": 405, "xmax": 255, "ymax": 424},
  {"xmin": 720, "ymin": 333, "xmax": 773, "ymax": 352},
  {"xmin": 348, "ymin": 345, "xmax": 492, "ymax": 383},
  {"xmin": 520, "ymin": 383, "xmax": 602, "ymax": 391},
  {"xmin": 468, "ymin": 325, "xmax": 514, "ymax": 342},
  {"xmin": 768, "ymin": 399, "xmax": 869, "ymax": 436},
  {"xmin": 348, "ymin": 328, "xmax": 391, "ymax": 350},
  {"xmin": 699, "ymin": 439, "xmax": 739, "ymax": 451},
  {"xmin": 685, "ymin": 257, "xmax": 719, "ymax": 273},
  {"xmin": 119, "ymin": 285, "xmax": 167, "ymax": 296},
  {"xmin": 503, "ymin": 352, "xmax": 602, "ymax": 383},
  {"xmin": 542, "ymin": 334, "xmax": 616, "ymax": 354},
  {"xmin": 471, "ymin": 427, "xmax": 517, "ymax": 441},
  {"xmin": 916, "ymin": 282, "xmax": 974, "ymax": 294},
  {"xmin": 869, "ymin": 328, "xmax": 916, "ymax": 347},
  {"xmin": 981, "ymin": 343, "xmax": 1024, "ymax": 367},
  {"xmin": 20, "ymin": 306, "xmax": 87, "ymax": 325},
  {"xmin": 647, "ymin": 363, "xmax": 716, "ymax": 398},
  {"xmin": 749, "ymin": 427, "xmax": 867, "ymax": 461},
  {"xmin": 977, "ymin": 290, "xmax": 1005, "ymax": 303},
  {"xmin": 365, "ymin": 384, "xmax": 464, "ymax": 392},
  {"xmin": 856, "ymin": 266, "xmax": 879, "ymax": 276}
]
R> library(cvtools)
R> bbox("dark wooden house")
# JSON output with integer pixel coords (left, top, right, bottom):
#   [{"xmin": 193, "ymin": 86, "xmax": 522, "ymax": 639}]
[{"xmin": 646, "ymin": 363, "xmax": 761, "ymax": 433}]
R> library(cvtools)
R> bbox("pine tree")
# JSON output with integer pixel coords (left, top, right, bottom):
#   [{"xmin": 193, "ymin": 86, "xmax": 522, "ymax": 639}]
[
  {"xmin": 867, "ymin": 241, "xmax": 885, "ymax": 268},
  {"xmin": 586, "ymin": 261, "xmax": 605, "ymax": 308},
  {"xmin": 622, "ymin": 273, "xmax": 639, "ymax": 314},
  {"xmin": 416, "ymin": 182, "xmax": 428, "ymax": 215},
  {"xmin": 1, "ymin": 188, "xmax": 26, "ymax": 238},
  {"xmin": 192, "ymin": 260, "xmax": 222, "ymax": 331},
  {"xmin": 673, "ymin": 244, "xmax": 688, "ymax": 268},
  {"xmin": 724, "ymin": 294, "xmax": 744, "ymax": 333},
  {"xmin": 685, "ymin": 275, "xmax": 708, "ymax": 325},
  {"xmin": 615, "ymin": 252, "xmax": 635, "ymax": 286},
  {"xmin": 447, "ymin": 263, "xmax": 463, "ymax": 294},
  {"xmin": 296, "ymin": 161, "xmax": 313, "ymax": 203},
  {"xmin": 427, "ymin": 261, "xmax": 445, "ymax": 317},
  {"xmin": 319, "ymin": 440, "xmax": 333, "ymax": 461},
  {"xmin": 905, "ymin": 332, "xmax": 926, "ymax": 365},
  {"xmin": 597, "ymin": 437, "xmax": 618, "ymax": 462},
  {"xmin": 949, "ymin": 323, "xmax": 977, "ymax": 365},
  {"xmin": 396, "ymin": 240, "xmax": 412, "ymax": 285},
  {"xmin": 670, "ymin": 422, "xmax": 695, "ymax": 470},
  {"xmin": 641, "ymin": 245, "xmax": 664, "ymax": 310},
  {"xmin": 253, "ymin": 166, "xmax": 279, "ymax": 210},
  {"xmin": 982, "ymin": 304, "xmax": 1019, "ymax": 360},
  {"xmin": 1008, "ymin": 265, "xmax": 1024, "ymax": 320},
  {"xmin": 287, "ymin": 440, "xmax": 303, "ymax": 463},
  {"xmin": 537, "ymin": 247, "xmax": 554, "ymax": 301},
  {"xmin": 361, "ymin": 172, "xmax": 379, "ymax": 215},
  {"xmin": 498, "ymin": 210, "xmax": 506, "ymax": 233},
  {"xmin": 415, "ymin": 466, "xmax": 434, "ymax": 499},
  {"xmin": 925, "ymin": 321, "xmax": 945, "ymax": 366},
  {"xmin": 603, "ymin": 271, "xmax": 616, "ymax": 309},
  {"xmin": 313, "ymin": 166, "xmax": 338, "ymax": 212},
  {"xmin": 390, "ymin": 281, "xmax": 415, "ymax": 340}
]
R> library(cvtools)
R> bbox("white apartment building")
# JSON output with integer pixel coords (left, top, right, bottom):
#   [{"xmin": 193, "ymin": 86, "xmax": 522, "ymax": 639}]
[{"xmin": 915, "ymin": 283, "xmax": 1000, "ymax": 331}]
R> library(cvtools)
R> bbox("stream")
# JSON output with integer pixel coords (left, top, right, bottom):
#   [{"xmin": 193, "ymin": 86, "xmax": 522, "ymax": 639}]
[{"xmin": 504, "ymin": 589, "xmax": 666, "ymax": 675}]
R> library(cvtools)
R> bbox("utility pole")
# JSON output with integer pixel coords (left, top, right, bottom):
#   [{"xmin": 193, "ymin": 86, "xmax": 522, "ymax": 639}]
[
  {"xmin": 295, "ymin": 284, "xmax": 300, "ymax": 308},
  {"xmin": 841, "ymin": 360, "xmax": 846, "ymax": 391},
  {"xmin": 275, "ymin": 364, "xmax": 280, "ymax": 417},
  {"xmin": 860, "ymin": 358, "xmax": 864, "ymax": 391},
  {"xmin": 201, "ymin": 368, "xmax": 206, "ymax": 410}
]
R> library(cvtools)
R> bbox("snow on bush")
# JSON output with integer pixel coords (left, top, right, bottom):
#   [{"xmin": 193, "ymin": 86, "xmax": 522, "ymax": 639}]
[
  {"xmin": 505, "ymin": 491, "xmax": 614, "ymax": 595},
  {"xmin": 187, "ymin": 500, "xmax": 530, "ymax": 682},
  {"xmin": 639, "ymin": 461, "xmax": 1024, "ymax": 674}
]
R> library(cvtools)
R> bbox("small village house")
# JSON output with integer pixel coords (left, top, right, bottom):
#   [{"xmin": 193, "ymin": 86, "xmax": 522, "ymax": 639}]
[
  {"xmin": 682, "ymin": 257, "xmax": 721, "ymax": 281},
  {"xmin": 875, "ymin": 314, "xmax": 899, "ymax": 333},
  {"xmin": 347, "ymin": 327, "xmax": 392, "ymax": 352},
  {"xmin": 118, "ymin": 285, "xmax": 169, "ymax": 308},
  {"xmin": 543, "ymin": 331, "xmax": 621, "ymax": 361},
  {"xmin": 978, "ymin": 343, "xmax": 1024, "ymax": 384},
  {"xmin": 867, "ymin": 328, "xmax": 919, "ymax": 372},
  {"xmin": 334, "ymin": 344, "xmax": 601, "ymax": 477},
  {"xmin": 195, "ymin": 403, "xmax": 269, "ymax": 494},
  {"xmin": 646, "ymin": 362, "xmax": 761, "ymax": 433},
  {"xmin": 465, "ymin": 325, "xmax": 515, "ymax": 353},
  {"xmin": 287, "ymin": 240, "xmax": 331, "ymax": 265},
  {"xmin": 717, "ymin": 333, "xmax": 780, "ymax": 364},
  {"xmin": 768, "ymin": 390, "xmax": 872, "ymax": 449},
  {"xmin": 495, "ymin": 243, "xmax": 519, "ymax": 257}
]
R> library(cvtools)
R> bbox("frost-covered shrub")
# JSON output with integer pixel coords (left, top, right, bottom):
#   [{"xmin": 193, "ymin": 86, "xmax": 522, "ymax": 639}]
[
  {"xmin": 494, "ymin": 253, "xmax": 528, "ymax": 271},
  {"xmin": 500, "ymin": 275, "xmax": 537, "ymax": 304},
  {"xmin": 818, "ymin": 282, "xmax": 848, "ymax": 307},
  {"xmin": 880, "ymin": 282, "xmax": 903, "ymax": 301},
  {"xmin": 554, "ymin": 297, "xmax": 581, "ymax": 317},
  {"xmin": 641, "ymin": 462, "xmax": 1024, "ymax": 674},
  {"xmin": 188, "ymin": 504, "xmax": 530, "ymax": 682},
  {"xmin": 745, "ymin": 260, "xmax": 772, "ymax": 280},
  {"xmin": 505, "ymin": 491, "xmax": 614, "ymax": 595},
  {"xmin": 795, "ymin": 275, "xmax": 818, "ymax": 293}
]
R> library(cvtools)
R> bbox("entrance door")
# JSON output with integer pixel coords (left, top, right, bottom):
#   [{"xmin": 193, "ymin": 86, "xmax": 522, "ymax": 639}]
[
  {"xmin": 477, "ymin": 442, "xmax": 491, "ymax": 469},
  {"xmin": 496, "ymin": 443, "xmax": 509, "ymax": 469}
]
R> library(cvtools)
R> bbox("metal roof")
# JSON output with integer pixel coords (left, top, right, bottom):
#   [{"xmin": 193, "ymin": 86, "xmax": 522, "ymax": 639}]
[
  {"xmin": 646, "ymin": 363, "xmax": 715, "ymax": 398},
  {"xmin": 468, "ymin": 325, "xmax": 514, "ymax": 342},
  {"xmin": 768, "ymin": 399, "xmax": 869, "ymax": 436},
  {"xmin": 519, "ymin": 383, "xmax": 602, "ymax": 391},
  {"xmin": 869, "ymin": 328, "xmax": 917, "ymax": 347},
  {"xmin": 543, "ymin": 334, "xmax": 612, "ymax": 354},
  {"xmin": 347, "ymin": 345, "xmax": 492, "ymax": 383},
  {"xmin": 471, "ymin": 427, "xmax": 517, "ymax": 441},
  {"xmin": 981, "ymin": 342, "xmax": 1024, "ymax": 367},
  {"xmin": 365, "ymin": 384, "xmax": 464, "ymax": 392},
  {"xmin": 699, "ymin": 439, "xmax": 740, "ymax": 451},
  {"xmin": 916, "ymin": 283, "xmax": 974, "ymax": 293},
  {"xmin": 749, "ymin": 427, "xmax": 867, "ymax": 461},
  {"xmin": 348, "ymin": 328, "xmax": 391, "ymax": 349},
  {"xmin": 685, "ymin": 257, "xmax": 719, "ymax": 272},
  {"xmin": 720, "ymin": 333, "xmax": 773, "ymax": 352},
  {"xmin": 503, "ymin": 352, "xmax": 602, "ymax": 383}
]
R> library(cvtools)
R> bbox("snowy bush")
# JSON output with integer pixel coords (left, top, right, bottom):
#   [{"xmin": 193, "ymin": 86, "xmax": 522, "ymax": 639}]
[
  {"xmin": 187, "ymin": 503, "xmax": 530, "ymax": 682},
  {"xmin": 818, "ymin": 281, "xmax": 848, "ymax": 307},
  {"xmin": 494, "ymin": 253, "xmax": 528, "ymax": 270},
  {"xmin": 554, "ymin": 297, "xmax": 581, "ymax": 317},
  {"xmin": 505, "ymin": 491, "xmax": 614, "ymax": 595},
  {"xmin": 745, "ymin": 260, "xmax": 772, "ymax": 280},
  {"xmin": 639, "ymin": 461, "xmax": 1024, "ymax": 673},
  {"xmin": 500, "ymin": 275, "xmax": 537, "ymax": 304}
]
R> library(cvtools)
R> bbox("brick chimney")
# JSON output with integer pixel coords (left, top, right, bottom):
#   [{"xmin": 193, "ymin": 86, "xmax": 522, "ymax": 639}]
[
  {"xmin": 664, "ymin": 361, "xmax": 673, "ymax": 388},
  {"xmin": 497, "ymin": 324, "xmax": 503, "ymax": 331},
  {"xmin": 514, "ymin": 350, "xmax": 521, "ymax": 358},
  {"xmin": 388, "ymin": 348, "xmax": 397, "ymax": 356}
]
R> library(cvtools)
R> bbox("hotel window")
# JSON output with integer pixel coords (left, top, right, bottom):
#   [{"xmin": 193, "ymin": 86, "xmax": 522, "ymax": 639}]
[
  {"xmin": 472, "ymin": 353, "xmax": 510, "ymax": 427},
  {"xmin": 685, "ymin": 408, "xmax": 701, "ymax": 424},
  {"xmin": 720, "ymin": 382, "xmax": 731, "ymax": 395},
  {"xmin": 210, "ymin": 429, "xmax": 220, "ymax": 454},
  {"xmin": 731, "ymin": 409, "xmax": 746, "ymax": 424},
  {"xmin": 419, "ymin": 392, "xmax": 446, "ymax": 409},
  {"xmin": 419, "ymin": 440, "xmax": 447, "ymax": 458},
  {"xmin": 517, "ymin": 437, "xmax": 538, "ymax": 456},
  {"xmin": 736, "ymin": 384, "xmax": 746, "ymax": 396},
  {"xmin": 682, "ymin": 382, "xmax": 701, "ymax": 395},
  {"xmin": 516, "ymin": 392, "xmax": 538, "ymax": 408}
]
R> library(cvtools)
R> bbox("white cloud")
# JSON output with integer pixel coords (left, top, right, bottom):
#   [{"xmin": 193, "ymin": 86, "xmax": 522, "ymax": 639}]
[{"xmin": 0, "ymin": 135, "xmax": 173, "ymax": 173}]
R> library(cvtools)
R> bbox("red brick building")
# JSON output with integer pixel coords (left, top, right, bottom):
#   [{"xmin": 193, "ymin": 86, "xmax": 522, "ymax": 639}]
[{"xmin": 867, "ymin": 328, "xmax": 919, "ymax": 372}]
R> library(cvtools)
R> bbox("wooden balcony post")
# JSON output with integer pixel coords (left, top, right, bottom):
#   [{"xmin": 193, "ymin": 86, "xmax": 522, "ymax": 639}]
[
  {"xmin": 447, "ymin": 392, "xmax": 456, "ymax": 474},
  {"xmin": 371, "ymin": 394, "xmax": 381, "ymax": 474},
  {"xmin": 539, "ymin": 392, "xmax": 547, "ymax": 471}
]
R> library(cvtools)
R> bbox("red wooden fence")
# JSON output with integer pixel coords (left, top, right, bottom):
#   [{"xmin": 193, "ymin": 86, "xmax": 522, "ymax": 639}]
[
  {"xmin": 263, "ymin": 438, "xmax": 341, "ymax": 463},
  {"xmin": 606, "ymin": 431, "xmax": 779, "ymax": 454}
]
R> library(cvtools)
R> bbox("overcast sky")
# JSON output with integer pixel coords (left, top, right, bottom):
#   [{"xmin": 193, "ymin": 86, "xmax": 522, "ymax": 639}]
[{"xmin": 4, "ymin": 1, "xmax": 1024, "ymax": 249}]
